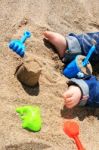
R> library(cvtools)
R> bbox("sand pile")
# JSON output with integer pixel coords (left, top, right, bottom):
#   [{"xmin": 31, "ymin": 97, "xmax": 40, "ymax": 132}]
[{"xmin": 0, "ymin": 0, "xmax": 99, "ymax": 149}]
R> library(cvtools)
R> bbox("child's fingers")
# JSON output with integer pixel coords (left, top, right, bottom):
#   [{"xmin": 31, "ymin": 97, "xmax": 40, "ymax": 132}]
[
  {"xmin": 65, "ymin": 102, "xmax": 73, "ymax": 109},
  {"xmin": 65, "ymin": 99, "xmax": 74, "ymax": 107},
  {"xmin": 63, "ymin": 91, "xmax": 73, "ymax": 99},
  {"xmin": 64, "ymin": 97, "xmax": 73, "ymax": 103},
  {"xmin": 65, "ymin": 101, "xmax": 75, "ymax": 109},
  {"xmin": 64, "ymin": 98, "xmax": 75, "ymax": 108}
]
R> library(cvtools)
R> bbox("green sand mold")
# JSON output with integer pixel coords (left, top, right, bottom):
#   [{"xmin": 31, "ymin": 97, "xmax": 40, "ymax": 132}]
[{"xmin": 16, "ymin": 106, "xmax": 42, "ymax": 132}]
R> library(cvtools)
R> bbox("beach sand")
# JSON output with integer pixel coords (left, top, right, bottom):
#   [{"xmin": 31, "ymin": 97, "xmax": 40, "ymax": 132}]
[{"xmin": 0, "ymin": 0, "xmax": 99, "ymax": 149}]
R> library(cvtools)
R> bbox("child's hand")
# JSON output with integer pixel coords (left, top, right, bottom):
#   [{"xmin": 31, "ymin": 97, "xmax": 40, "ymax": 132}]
[{"xmin": 63, "ymin": 86, "xmax": 82, "ymax": 109}]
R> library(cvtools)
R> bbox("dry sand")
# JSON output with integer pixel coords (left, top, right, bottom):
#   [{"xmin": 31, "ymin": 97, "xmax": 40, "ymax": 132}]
[{"xmin": 0, "ymin": 0, "xmax": 99, "ymax": 149}]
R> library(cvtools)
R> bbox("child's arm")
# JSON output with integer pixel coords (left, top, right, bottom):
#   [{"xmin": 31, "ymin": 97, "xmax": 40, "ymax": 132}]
[
  {"xmin": 66, "ymin": 78, "xmax": 89, "ymax": 107},
  {"xmin": 63, "ymin": 85, "xmax": 82, "ymax": 108},
  {"xmin": 66, "ymin": 75, "xmax": 99, "ymax": 107}
]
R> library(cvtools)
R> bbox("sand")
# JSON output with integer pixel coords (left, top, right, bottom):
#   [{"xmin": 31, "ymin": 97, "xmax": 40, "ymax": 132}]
[{"xmin": 0, "ymin": 0, "xmax": 99, "ymax": 149}]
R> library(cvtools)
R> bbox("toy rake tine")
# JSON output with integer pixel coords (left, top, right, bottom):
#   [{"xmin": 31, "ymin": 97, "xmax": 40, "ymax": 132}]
[
  {"xmin": 9, "ymin": 42, "xmax": 15, "ymax": 49},
  {"xmin": 9, "ymin": 31, "xmax": 31, "ymax": 57}
]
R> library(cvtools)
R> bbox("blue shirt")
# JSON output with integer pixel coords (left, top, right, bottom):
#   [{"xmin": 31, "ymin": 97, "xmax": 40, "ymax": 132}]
[
  {"xmin": 69, "ymin": 32, "xmax": 99, "ymax": 63},
  {"xmin": 65, "ymin": 32, "xmax": 99, "ymax": 107},
  {"xmin": 84, "ymin": 75, "xmax": 99, "ymax": 107}
]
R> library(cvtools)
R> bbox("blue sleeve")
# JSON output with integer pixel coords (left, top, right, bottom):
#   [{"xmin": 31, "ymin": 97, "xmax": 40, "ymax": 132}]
[
  {"xmin": 84, "ymin": 75, "xmax": 99, "ymax": 107},
  {"xmin": 69, "ymin": 32, "xmax": 99, "ymax": 62},
  {"xmin": 68, "ymin": 75, "xmax": 99, "ymax": 107}
]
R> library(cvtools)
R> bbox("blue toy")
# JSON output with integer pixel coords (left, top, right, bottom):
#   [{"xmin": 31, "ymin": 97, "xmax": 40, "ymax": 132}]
[
  {"xmin": 63, "ymin": 45, "xmax": 95, "ymax": 78},
  {"xmin": 82, "ymin": 45, "xmax": 95, "ymax": 67},
  {"xmin": 9, "ymin": 31, "xmax": 31, "ymax": 57}
]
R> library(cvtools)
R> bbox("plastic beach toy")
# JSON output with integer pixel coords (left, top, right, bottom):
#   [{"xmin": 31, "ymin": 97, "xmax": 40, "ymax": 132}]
[
  {"xmin": 63, "ymin": 45, "xmax": 95, "ymax": 78},
  {"xmin": 9, "ymin": 31, "xmax": 31, "ymax": 57},
  {"xmin": 64, "ymin": 121, "xmax": 85, "ymax": 150},
  {"xmin": 16, "ymin": 106, "xmax": 42, "ymax": 132}
]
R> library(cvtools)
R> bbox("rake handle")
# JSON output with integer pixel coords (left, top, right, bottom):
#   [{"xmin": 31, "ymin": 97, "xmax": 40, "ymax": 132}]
[{"xmin": 20, "ymin": 31, "xmax": 31, "ymax": 43}]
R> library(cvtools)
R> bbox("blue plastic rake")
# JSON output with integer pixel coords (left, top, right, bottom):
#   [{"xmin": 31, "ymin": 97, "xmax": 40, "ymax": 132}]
[{"xmin": 9, "ymin": 31, "xmax": 31, "ymax": 57}]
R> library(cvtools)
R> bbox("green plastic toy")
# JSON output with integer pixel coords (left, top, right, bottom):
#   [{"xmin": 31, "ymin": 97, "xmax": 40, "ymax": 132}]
[{"xmin": 16, "ymin": 106, "xmax": 42, "ymax": 132}]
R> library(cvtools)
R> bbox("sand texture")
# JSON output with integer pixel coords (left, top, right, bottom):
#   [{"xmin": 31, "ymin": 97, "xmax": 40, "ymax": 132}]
[{"xmin": 0, "ymin": 0, "xmax": 99, "ymax": 150}]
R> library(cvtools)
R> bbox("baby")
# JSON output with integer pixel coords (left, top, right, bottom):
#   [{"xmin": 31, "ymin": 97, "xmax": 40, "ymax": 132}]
[{"xmin": 44, "ymin": 31, "xmax": 99, "ymax": 108}]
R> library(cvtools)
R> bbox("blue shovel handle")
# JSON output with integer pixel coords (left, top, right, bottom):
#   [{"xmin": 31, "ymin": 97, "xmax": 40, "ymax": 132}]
[
  {"xmin": 20, "ymin": 31, "xmax": 31, "ymax": 43},
  {"xmin": 82, "ymin": 45, "xmax": 96, "ymax": 67}
]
